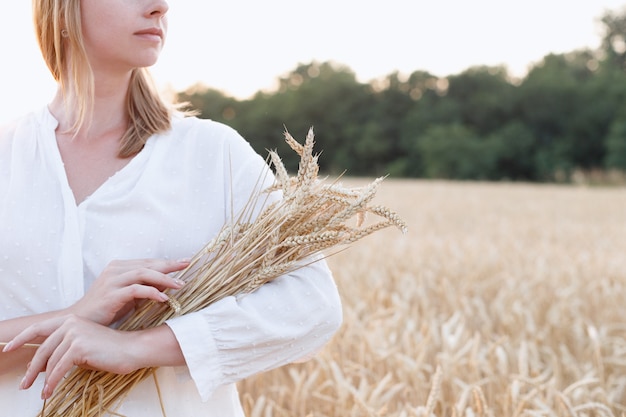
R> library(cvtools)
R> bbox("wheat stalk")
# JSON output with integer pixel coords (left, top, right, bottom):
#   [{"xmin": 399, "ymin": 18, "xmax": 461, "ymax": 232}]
[
  {"xmin": 39, "ymin": 127, "xmax": 407, "ymax": 416},
  {"xmin": 0, "ymin": 342, "xmax": 40, "ymax": 349}
]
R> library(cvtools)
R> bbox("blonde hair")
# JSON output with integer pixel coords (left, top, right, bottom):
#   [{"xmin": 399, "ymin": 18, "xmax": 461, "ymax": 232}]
[{"xmin": 32, "ymin": 0, "xmax": 172, "ymax": 157}]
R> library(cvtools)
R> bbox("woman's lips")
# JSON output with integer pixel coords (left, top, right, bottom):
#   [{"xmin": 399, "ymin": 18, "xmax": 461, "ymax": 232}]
[{"xmin": 134, "ymin": 27, "xmax": 163, "ymax": 42}]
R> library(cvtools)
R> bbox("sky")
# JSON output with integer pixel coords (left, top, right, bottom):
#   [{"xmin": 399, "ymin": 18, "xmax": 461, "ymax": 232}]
[{"xmin": 1, "ymin": 0, "xmax": 625, "ymax": 125}]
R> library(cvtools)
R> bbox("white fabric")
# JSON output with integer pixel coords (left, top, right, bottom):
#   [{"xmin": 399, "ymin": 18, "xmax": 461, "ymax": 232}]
[{"xmin": 0, "ymin": 107, "xmax": 343, "ymax": 416}]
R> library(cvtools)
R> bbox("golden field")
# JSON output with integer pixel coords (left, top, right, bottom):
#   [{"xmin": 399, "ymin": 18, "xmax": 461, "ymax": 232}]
[{"xmin": 239, "ymin": 179, "xmax": 626, "ymax": 417}]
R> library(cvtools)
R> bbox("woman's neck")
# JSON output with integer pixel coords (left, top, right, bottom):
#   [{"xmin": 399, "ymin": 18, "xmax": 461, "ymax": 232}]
[{"xmin": 49, "ymin": 71, "xmax": 131, "ymax": 139}]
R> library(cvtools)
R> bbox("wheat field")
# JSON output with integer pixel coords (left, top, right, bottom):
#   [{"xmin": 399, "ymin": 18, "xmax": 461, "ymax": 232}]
[{"xmin": 238, "ymin": 179, "xmax": 626, "ymax": 417}]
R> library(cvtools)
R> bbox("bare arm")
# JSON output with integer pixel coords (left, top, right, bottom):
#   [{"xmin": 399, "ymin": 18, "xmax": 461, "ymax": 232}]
[{"xmin": 4, "ymin": 317, "xmax": 185, "ymax": 399}]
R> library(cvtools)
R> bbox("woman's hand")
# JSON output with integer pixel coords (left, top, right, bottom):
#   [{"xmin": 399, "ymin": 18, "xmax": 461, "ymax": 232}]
[
  {"xmin": 67, "ymin": 258, "xmax": 189, "ymax": 325},
  {"xmin": 3, "ymin": 314, "xmax": 184, "ymax": 400},
  {"xmin": 0, "ymin": 258, "xmax": 189, "ymax": 377}
]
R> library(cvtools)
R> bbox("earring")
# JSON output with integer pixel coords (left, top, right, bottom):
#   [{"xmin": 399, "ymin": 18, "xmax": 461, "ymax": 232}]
[{"xmin": 61, "ymin": 29, "xmax": 69, "ymax": 38}]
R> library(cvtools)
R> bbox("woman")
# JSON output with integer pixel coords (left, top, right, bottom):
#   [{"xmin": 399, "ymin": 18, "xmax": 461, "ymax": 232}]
[{"xmin": 0, "ymin": 0, "xmax": 343, "ymax": 415}]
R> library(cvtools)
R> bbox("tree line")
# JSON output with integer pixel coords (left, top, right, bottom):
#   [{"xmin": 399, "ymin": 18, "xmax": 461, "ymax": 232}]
[{"xmin": 178, "ymin": 9, "xmax": 626, "ymax": 182}]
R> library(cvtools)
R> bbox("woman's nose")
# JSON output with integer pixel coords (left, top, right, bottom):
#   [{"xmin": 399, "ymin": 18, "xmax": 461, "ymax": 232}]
[{"xmin": 147, "ymin": 0, "xmax": 169, "ymax": 17}]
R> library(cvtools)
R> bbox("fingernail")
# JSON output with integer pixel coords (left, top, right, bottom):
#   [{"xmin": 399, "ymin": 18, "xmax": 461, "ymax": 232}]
[
  {"xmin": 19, "ymin": 377, "xmax": 27, "ymax": 390},
  {"xmin": 158, "ymin": 293, "xmax": 169, "ymax": 302},
  {"xmin": 177, "ymin": 258, "xmax": 191, "ymax": 263},
  {"xmin": 2, "ymin": 341, "xmax": 13, "ymax": 352},
  {"xmin": 41, "ymin": 384, "xmax": 51, "ymax": 399},
  {"xmin": 174, "ymin": 279, "xmax": 185, "ymax": 286}
]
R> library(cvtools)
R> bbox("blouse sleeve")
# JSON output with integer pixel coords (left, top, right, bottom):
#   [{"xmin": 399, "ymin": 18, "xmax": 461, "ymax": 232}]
[
  {"xmin": 164, "ymin": 120, "xmax": 343, "ymax": 400},
  {"xmin": 165, "ymin": 257, "xmax": 342, "ymax": 401}
]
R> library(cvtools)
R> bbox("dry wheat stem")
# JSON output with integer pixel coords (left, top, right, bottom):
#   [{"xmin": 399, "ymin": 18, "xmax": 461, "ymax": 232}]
[
  {"xmin": 0, "ymin": 342, "xmax": 41, "ymax": 349},
  {"xmin": 40, "ymin": 127, "xmax": 406, "ymax": 416},
  {"xmin": 423, "ymin": 365, "xmax": 443, "ymax": 416}
]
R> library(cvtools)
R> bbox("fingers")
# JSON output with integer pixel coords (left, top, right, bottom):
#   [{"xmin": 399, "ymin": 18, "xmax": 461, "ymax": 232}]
[
  {"xmin": 124, "ymin": 283, "xmax": 170, "ymax": 303},
  {"xmin": 1, "ymin": 316, "xmax": 67, "ymax": 390},
  {"xmin": 71, "ymin": 258, "xmax": 190, "ymax": 325},
  {"xmin": 110, "ymin": 259, "xmax": 189, "ymax": 291},
  {"xmin": 2, "ymin": 258, "xmax": 192, "ymax": 396},
  {"xmin": 41, "ymin": 337, "xmax": 77, "ymax": 399},
  {"xmin": 152, "ymin": 258, "xmax": 192, "ymax": 275},
  {"xmin": 122, "ymin": 267, "xmax": 186, "ymax": 292},
  {"xmin": 2, "ymin": 317, "xmax": 60, "ymax": 354},
  {"xmin": 10, "ymin": 316, "xmax": 121, "ymax": 397},
  {"xmin": 111, "ymin": 258, "xmax": 190, "ymax": 276},
  {"xmin": 35, "ymin": 320, "xmax": 137, "ymax": 400},
  {"xmin": 19, "ymin": 335, "xmax": 58, "ymax": 391}
]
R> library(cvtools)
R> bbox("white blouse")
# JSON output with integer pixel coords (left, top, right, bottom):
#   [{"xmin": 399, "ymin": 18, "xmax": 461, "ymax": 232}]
[{"xmin": 0, "ymin": 107, "xmax": 343, "ymax": 416}]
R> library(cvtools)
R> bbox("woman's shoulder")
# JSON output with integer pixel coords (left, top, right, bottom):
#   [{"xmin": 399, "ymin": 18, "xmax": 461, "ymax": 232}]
[
  {"xmin": 0, "ymin": 114, "xmax": 26, "ymax": 140},
  {"xmin": 0, "ymin": 109, "xmax": 44, "ymax": 150},
  {"xmin": 0, "ymin": 119, "xmax": 17, "ymax": 143},
  {"xmin": 0, "ymin": 108, "xmax": 53, "ymax": 136},
  {"xmin": 167, "ymin": 114, "xmax": 258, "ymax": 156},
  {"xmin": 170, "ymin": 114, "xmax": 242, "ymax": 142}
]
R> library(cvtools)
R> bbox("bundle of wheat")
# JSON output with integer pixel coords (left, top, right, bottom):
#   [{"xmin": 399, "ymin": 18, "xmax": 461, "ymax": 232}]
[{"xmin": 38, "ymin": 128, "xmax": 407, "ymax": 416}]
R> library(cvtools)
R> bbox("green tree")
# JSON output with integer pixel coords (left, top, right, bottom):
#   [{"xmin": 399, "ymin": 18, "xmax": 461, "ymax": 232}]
[
  {"xmin": 265, "ymin": 61, "xmax": 376, "ymax": 175},
  {"xmin": 417, "ymin": 124, "xmax": 498, "ymax": 180},
  {"xmin": 445, "ymin": 66, "xmax": 516, "ymax": 135},
  {"xmin": 605, "ymin": 117, "xmax": 626, "ymax": 170},
  {"xmin": 516, "ymin": 51, "xmax": 602, "ymax": 178},
  {"xmin": 600, "ymin": 8, "xmax": 626, "ymax": 71},
  {"xmin": 177, "ymin": 85, "xmax": 240, "ymax": 121},
  {"xmin": 488, "ymin": 122, "xmax": 537, "ymax": 180},
  {"xmin": 396, "ymin": 71, "xmax": 456, "ymax": 177}
]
